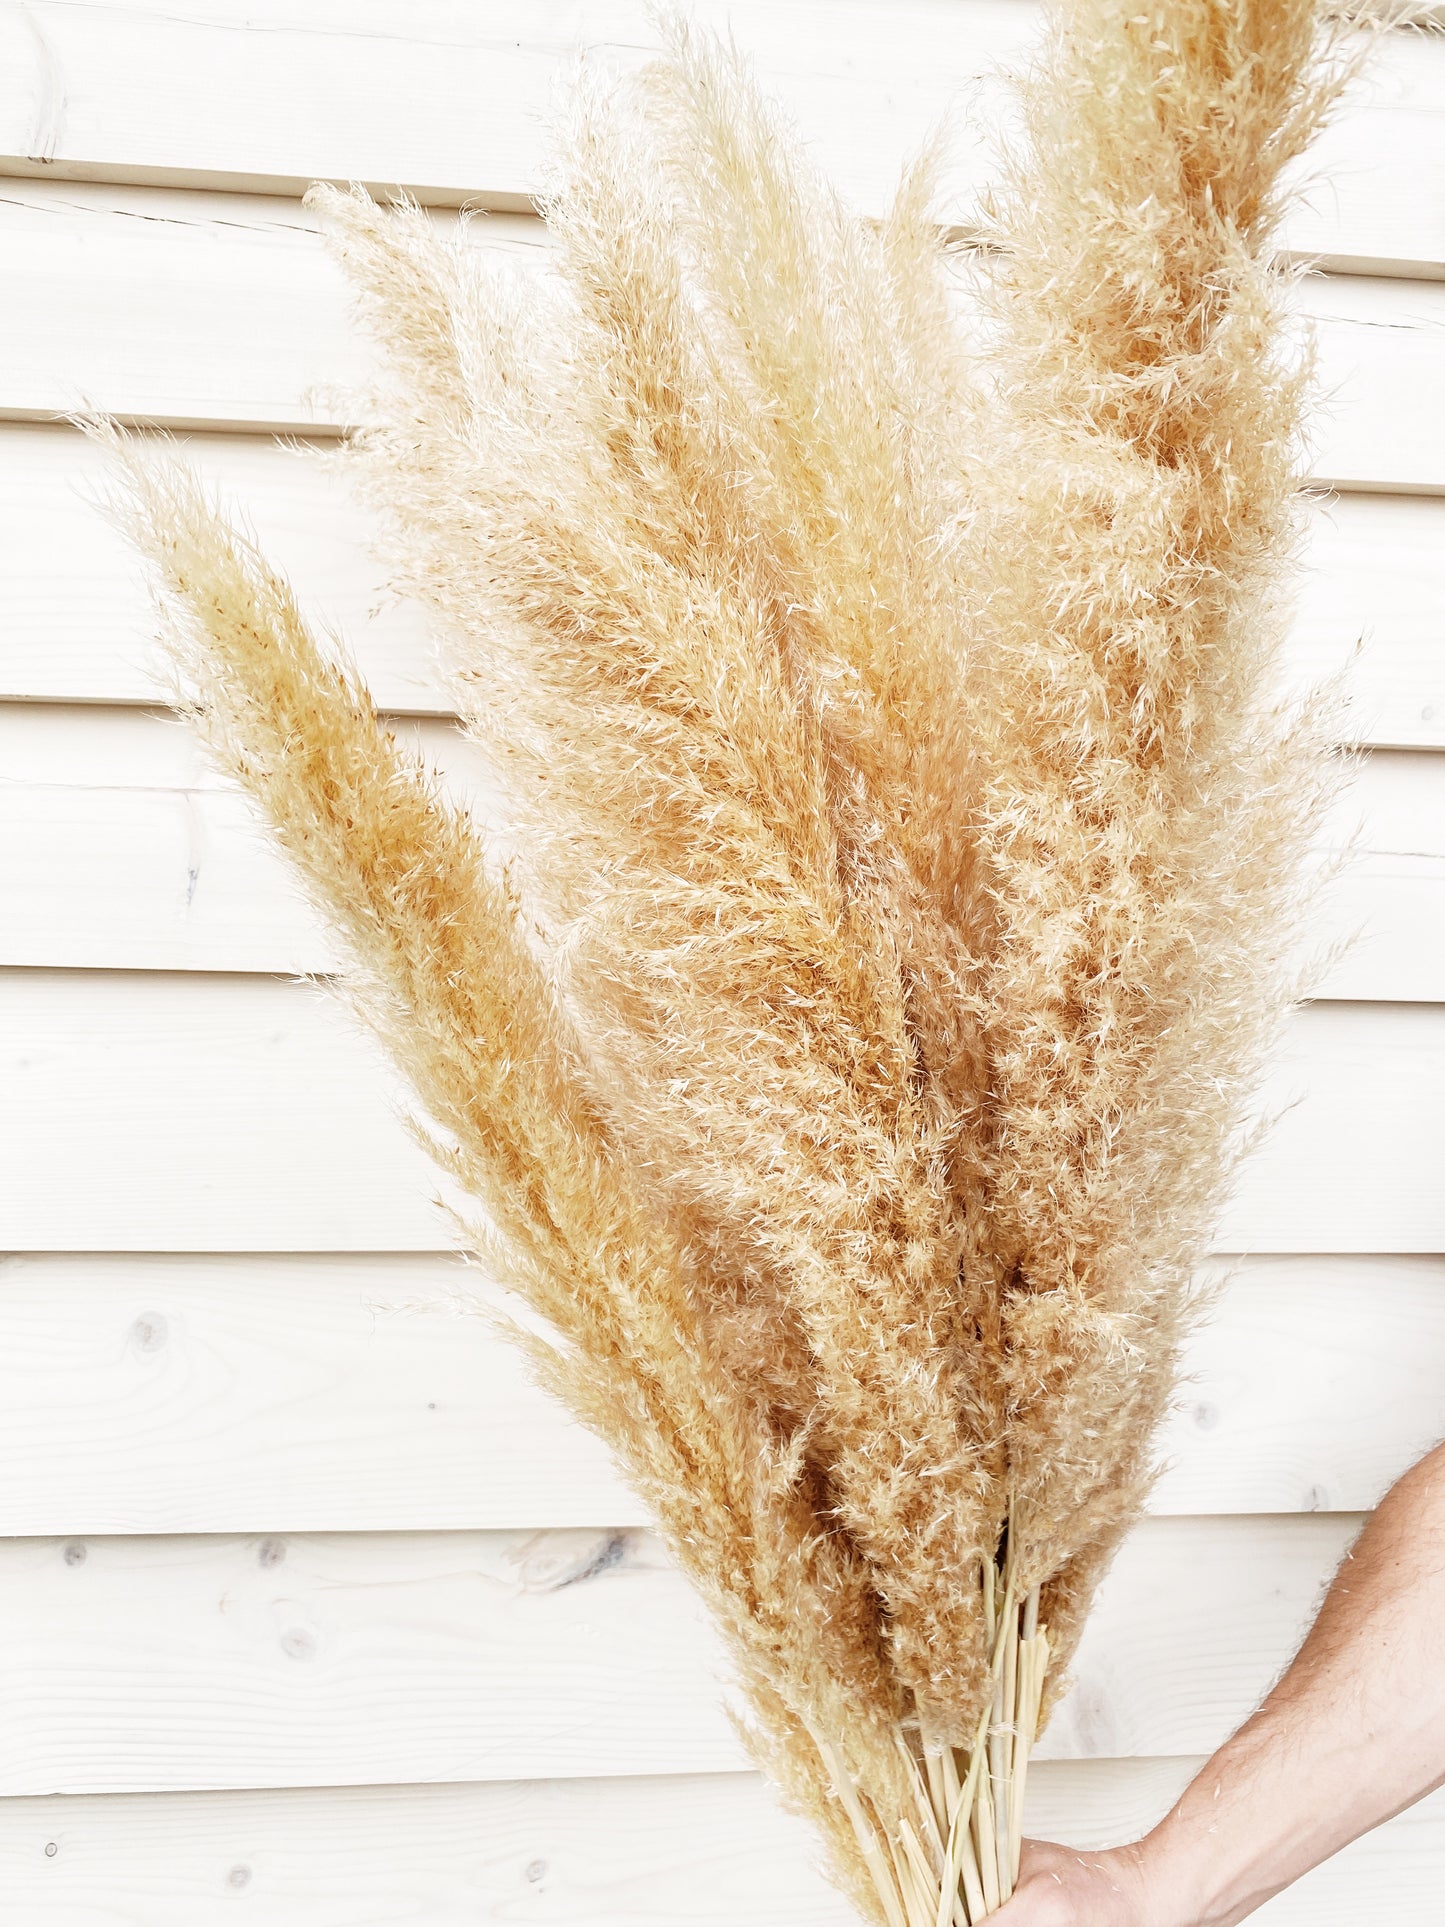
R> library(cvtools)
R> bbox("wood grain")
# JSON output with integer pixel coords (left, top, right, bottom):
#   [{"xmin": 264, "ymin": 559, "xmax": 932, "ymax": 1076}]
[
  {"xmin": 4, "ymin": 426, "xmax": 1445, "ymax": 741},
  {"xmin": 0, "ymin": 691, "xmax": 1440, "ymax": 989},
  {"xmin": 0, "ymin": 973, "xmax": 1438, "ymax": 1253},
  {"xmin": 1154, "ymin": 1257, "xmax": 1445, "ymax": 1518},
  {"xmin": 0, "ymin": 3, "xmax": 1438, "ymax": 273},
  {"xmin": 0, "ymin": 1253, "xmax": 1437, "ymax": 1536},
  {"xmin": 0, "ymin": 426, "xmax": 441, "ymax": 712},
  {"xmin": 1295, "ymin": 492, "xmax": 1445, "ymax": 751},
  {"xmin": 0, "ymin": 1515, "xmax": 1359, "ymax": 1793},
  {"xmin": 3, "ymin": 714, "xmax": 1440, "ymax": 991},
  {"xmin": 1305, "ymin": 275, "xmax": 1445, "ymax": 493},
  {"xmin": 0, "ymin": 969, "xmax": 451, "ymax": 1251},
  {"xmin": 0, "ymin": 9, "xmax": 1440, "ymax": 1901},
  {"xmin": 0, "ymin": 1764, "xmax": 1439, "ymax": 1924},
  {"xmin": 0, "ymin": 1252, "xmax": 635, "ymax": 1536},
  {"xmin": 0, "ymin": 185, "xmax": 1440, "ymax": 485}
]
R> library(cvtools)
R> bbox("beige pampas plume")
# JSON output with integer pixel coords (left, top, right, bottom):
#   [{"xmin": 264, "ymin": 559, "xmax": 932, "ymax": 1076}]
[
  {"xmin": 960, "ymin": 0, "xmax": 1358, "ymax": 1683},
  {"xmin": 98, "ymin": 1, "xmax": 1364, "ymax": 1917}
]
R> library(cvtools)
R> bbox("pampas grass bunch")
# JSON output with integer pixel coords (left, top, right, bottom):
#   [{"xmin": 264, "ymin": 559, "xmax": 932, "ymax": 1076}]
[{"xmin": 103, "ymin": 2, "xmax": 1360, "ymax": 1917}]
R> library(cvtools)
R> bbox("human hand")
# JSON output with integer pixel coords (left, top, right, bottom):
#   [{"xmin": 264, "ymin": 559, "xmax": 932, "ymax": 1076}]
[{"xmin": 987, "ymin": 1839, "xmax": 1158, "ymax": 1927}]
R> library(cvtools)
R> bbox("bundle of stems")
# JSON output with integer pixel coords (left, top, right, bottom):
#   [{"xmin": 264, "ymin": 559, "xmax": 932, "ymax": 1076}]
[{"xmin": 103, "ymin": 2, "xmax": 1361, "ymax": 1917}]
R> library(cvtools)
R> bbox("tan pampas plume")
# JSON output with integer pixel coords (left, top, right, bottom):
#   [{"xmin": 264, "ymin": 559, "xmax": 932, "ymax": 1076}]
[{"xmin": 99, "ymin": 2, "xmax": 1364, "ymax": 1917}]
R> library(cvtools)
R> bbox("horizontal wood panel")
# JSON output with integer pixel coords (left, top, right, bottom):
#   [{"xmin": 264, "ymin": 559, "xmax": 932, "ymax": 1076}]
[
  {"xmin": 0, "ymin": 1773, "xmax": 851, "ymax": 1927},
  {"xmin": 0, "ymin": 8, "xmax": 1437, "ymax": 1903},
  {"xmin": 1219, "ymin": 998, "xmax": 1445, "ymax": 1254},
  {"xmin": 0, "ymin": 780, "xmax": 1440, "ymax": 992},
  {"xmin": 0, "ymin": 1764, "xmax": 1439, "ymax": 1924},
  {"xmin": 0, "ymin": 4, "xmax": 1438, "ymax": 274},
  {"xmin": 0, "ymin": 1515, "xmax": 1357, "ymax": 1793},
  {"xmin": 0, "ymin": 1253, "xmax": 1438, "ymax": 1535},
  {"xmin": 1294, "ymin": 492, "xmax": 1445, "ymax": 751},
  {"xmin": 3, "ymin": 430, "xmax": 1445, "ymax": 744},
  {"xmin": 0, "ymin": 974, "xmax": 1439, "ymax": 1252},
  {"xmin": 1321, "ymin": 751, "xmax": 1445, "ymax": 1002},
  {"xmin": 1304, "ymin": 276, "xmax": 1445, "ymax": 493},
  {"xmin": 0, "ymin": 970, "xmax": 449, "ymax": 1251},
  {"xmin": 0, "ymin": 184, "xmax": 517, "ymax": 435},
  {"xmin": 0, "ymin": 1525, "xmax": 735, "ymax": 1793},
  {"xmin": 0, "ymin": 1253, "xmax": 638, "ymax": 1534},
  {"xmin": 0, "ymin": 426, "xmax": 439, "ymax": 711},
  {"xmin": 0, "ymin": 704, "xmax": 496, "ymax": 976},
  {"xmin": 0, "ymin": 185, "xmax": 1440, "ymax": 487},
  {"xmin": 0, "ymin": 183, "xmax": 538, "ymax": 435},
  {"xmin": 1155, "ymin": 1258, "xmax": 1445, "ymax": 1517},
  {"xmin": 3, "ymin": 709, "xmax": 1442, "ymax": 994},
  {"xmin": 1047, "ymin": 1514, "xmax": 1358, "ymax": 1764}
]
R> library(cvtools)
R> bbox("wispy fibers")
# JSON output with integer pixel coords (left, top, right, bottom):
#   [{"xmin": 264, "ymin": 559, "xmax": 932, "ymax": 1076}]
[{"xmin": 101, "ymin": 3, "xmax": 1358, "ymax": 1916}]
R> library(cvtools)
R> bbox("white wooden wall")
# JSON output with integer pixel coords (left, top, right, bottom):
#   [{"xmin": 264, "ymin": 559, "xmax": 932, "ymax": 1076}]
[{"xmin": 0, "ymin": 5, "xmax": 1442, "ymax": 1920}]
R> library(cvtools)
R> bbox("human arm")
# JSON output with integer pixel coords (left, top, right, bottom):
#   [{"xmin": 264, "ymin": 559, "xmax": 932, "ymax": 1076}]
[{"xmin": 993, "ymin": 1440, "xmax": 1445, "ymax": 1925}]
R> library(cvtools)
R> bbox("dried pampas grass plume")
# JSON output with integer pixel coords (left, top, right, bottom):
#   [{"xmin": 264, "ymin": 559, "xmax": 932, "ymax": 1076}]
[{"xmin": 99, "ymin": 1, "xmax": 1361, "ymax": 1918}]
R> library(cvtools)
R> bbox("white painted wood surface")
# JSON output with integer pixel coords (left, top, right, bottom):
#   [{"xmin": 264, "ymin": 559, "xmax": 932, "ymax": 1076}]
[
  {"xmin": 0, "ymin": 185, "xmax": 1442, "ymax": 481},
  {"xmin": 0, "ymin": 426, "xmax": 442, "ymax": 711},
  {"xmin": 0, "ymin": 1515, "xmax": 1359, "ymax": 1792},
  {"xmin": 0, "ymin": 974, "xmax": 1439, "ymax": 1253},
  {"xmin": 3, "ymin": 1767, "xmax": 1440, "ymax": 1925},
  {"xmin": 0, "ymin": 1253, "xmax": 1436, "ymax": 1536},
  {"xmin": 3, "ymin": 712, "xmax": 1441, "ymax": 995},
  {"xmin": 0, "ymin": 6, "xmax": 1441, "ymax": 1917},
  {"xmin": 0, "ymin": 1764, "xmax": 1441, "ymax": 1926},
  {"xmin": 1295, "ymin": 493, "xmax": 1445, "ymax": 750},
  {"xmin": 4, "ymin": 429, "xmax": 1445, "ymax": 740},
  {"xmin": 0, "ymin": 3, "xmax": 1439, "ymax": 276}
]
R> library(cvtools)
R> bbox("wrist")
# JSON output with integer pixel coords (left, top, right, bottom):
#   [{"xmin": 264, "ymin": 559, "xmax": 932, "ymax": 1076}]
[
  {"xmin": 1127, "ymin": 1794, "xmax": 1284, "ymax": 1927},
  {"xmin": 1120, "ymin": 1833, "xmax": 1218, "ymax": 1927},
  {"xmin": 1094, "ymin": 1838, "xmax": 1211, "ymax": 1927},
  {"xmin": 1001, "ymin": 1836, "xmax": 1209, "ymax": 1927}
]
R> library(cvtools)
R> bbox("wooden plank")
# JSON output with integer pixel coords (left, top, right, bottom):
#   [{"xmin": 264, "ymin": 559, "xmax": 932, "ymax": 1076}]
[
  {"xmin": 0, "ymin": 973, "xmax": 1439, "ymax": 1253},
  {"xmin": 1316, "ymin": 751, "xmax": 1445, "ymax": 1004},
  {"xmin": 0, "ymin": 186, "xmax": 1440, "ymax": 486},
  {"xmin": 0, "ymin": 1253, "xmax": 637, "ymax": 1536},
  {"xmin": 1308, "ymin": 277, "xmax": 1445, "ymax": 494},
  {"xmin": 0, "ymin": 1525, "xmax": 738, "ymax": 1793},
  {"xmin": 0, "ymin": 782, "xmax": 327, "ymax": 974},
  {"xmin": 0, "ymin": 426, "xmax": 442, "ymax": 712},
  {"xmin": 1295, "ymin": 492, "xmax": 1445, "ymax": 751},
  {"xmin": 0, "ymin": 1, "xmax": 1031, "ymax": 213},
  {"xmin": 1153, "ymin": 1258, "xmax": 1445, "ymax": 1519},
  {"xmin": 0, "ymin": 183, "xmax": 541, "ymax": 435},
  {"xmin": 0, "ymin": 970, "xmax": 451, "ymax": 1251},
  {"xmin": 0, "ymin": 1773, "xmax": 855, "ymax": 1927},
  {"xmin": 0, "ymin": 1252, "xmax": 1437, "ymax": 1536},
  {"xmin": 2, "ymin": 422, "xmax": 1444, "ymax": 735},
  {"xmin": 0, "ymin": 705, "xmax": 496, "ymax": 975},
  {"xmin": 0, "ymin": 3, "xmax": 1438, "ymax": 273},
  {"xmin": 2, "ymin": 711, "xmax": 1441, "ymax": 991},
  {"xmin": 1219, "ymin": 1000, "xmax": 1445, "ymax": 1256},
  {"xmin": 0, "ymin": 1514, "xmax": 1358, "ymax": 1792},
  {"xmin": 0, "ymin": 1765, "xmax": 1439, "ymax": 1924},
  {"xmin": 1287, "ymin": 32, "xmax": 1445, "ymax": 282},
  {"xmin": 1045, "ymin": 1514, "xmax": 1359, "ymax": 1764}
]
